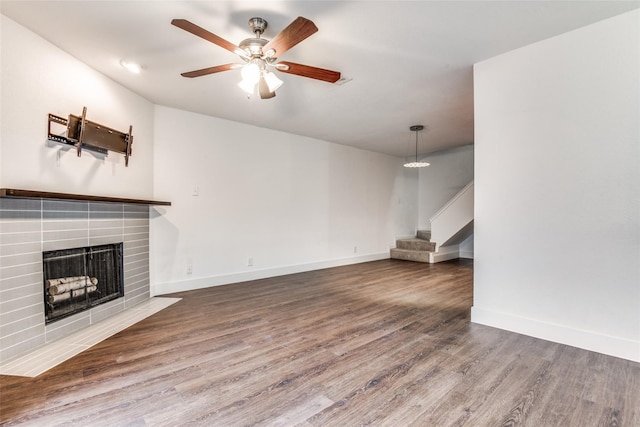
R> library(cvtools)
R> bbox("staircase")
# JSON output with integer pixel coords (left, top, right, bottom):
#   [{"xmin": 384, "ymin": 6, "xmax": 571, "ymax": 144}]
[
  {"xmin": 391, "ymin": 181, "xmax": 474, "ymax": 263},
  {"xmin": 389, "ymin": 230, "xmax": 435, "ymax": 263}
]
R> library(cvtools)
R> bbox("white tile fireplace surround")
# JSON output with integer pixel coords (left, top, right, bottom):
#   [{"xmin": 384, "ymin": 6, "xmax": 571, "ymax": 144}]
[{"xmin": 0, "ymin": 197, "xmax": 153, "ymax": 363}]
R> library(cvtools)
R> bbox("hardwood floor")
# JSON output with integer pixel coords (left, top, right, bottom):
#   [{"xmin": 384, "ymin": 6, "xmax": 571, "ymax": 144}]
[{"xmin": 1, "ymin": 259, "xmax": 638, "ymax": 426}]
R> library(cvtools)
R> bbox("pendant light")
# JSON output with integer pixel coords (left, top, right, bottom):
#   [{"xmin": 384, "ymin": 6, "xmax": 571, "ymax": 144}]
[{"xmin": 404, "ymin": 125, "xmax": 430, "ymax": 168}]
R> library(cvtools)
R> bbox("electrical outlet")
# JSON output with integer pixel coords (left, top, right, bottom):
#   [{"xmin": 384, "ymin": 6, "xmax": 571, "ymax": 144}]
[
  {"xmin": 186, "ymin": 263, "xmax": 193, "ymax": 275},
  {"xmin": 247, "ymin": 257, "xmax": 253, "ymax": 267},
  {"xmin": 354, "ymin": 246, "xmax": 358, "ymax": 253}
]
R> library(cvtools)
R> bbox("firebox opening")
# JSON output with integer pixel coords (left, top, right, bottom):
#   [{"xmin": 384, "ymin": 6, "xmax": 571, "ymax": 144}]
[{"xmin": 43, "ymin": 242, "xmax": 124, "ymax": 324}]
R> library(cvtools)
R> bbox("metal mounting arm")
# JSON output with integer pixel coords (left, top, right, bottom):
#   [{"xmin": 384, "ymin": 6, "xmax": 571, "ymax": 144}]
[{"xmin": 47, "ymin": 106, "xmax": 133, "ymax": 166}]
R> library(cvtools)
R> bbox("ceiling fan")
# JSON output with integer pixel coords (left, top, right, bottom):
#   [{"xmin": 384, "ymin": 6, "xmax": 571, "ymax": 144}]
[{"xmin": 171, "ymin": 16, "xmax": 341, "ymax": 99}]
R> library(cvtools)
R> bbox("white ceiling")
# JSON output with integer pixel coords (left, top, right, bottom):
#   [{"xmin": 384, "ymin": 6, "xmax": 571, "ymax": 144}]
[{"xmin": 2, "ymin": 1, "xmax": 638, "ymax": 157}]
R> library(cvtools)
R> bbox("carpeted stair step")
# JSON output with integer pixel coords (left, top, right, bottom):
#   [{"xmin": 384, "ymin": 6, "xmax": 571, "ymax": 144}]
[
  {"xmin": 416, "ymin": 230, "xmax": 431, "ymax": 241},
  {"xmin": 390, "ymin": 248, "xmax": 431, "ymax": 263},
  {"xmin": 395, "ymin": 238, "xmax": 436, "ymax": 252}
]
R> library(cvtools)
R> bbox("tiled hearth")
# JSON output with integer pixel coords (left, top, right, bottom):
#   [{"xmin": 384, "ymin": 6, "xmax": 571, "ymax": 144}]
[
  {"xmin": 0, "ymin": 296, "xmax": 180, "ymax": 377},
  {"xmin": 0, "ymin": 197, "xmax": 153, "ymax": 363}
]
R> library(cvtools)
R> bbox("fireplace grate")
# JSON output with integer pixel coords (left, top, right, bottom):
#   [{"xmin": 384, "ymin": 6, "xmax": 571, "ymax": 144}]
[{"xmin": 43, "ymin": 243, "xmax": 124, "ymax": 324}]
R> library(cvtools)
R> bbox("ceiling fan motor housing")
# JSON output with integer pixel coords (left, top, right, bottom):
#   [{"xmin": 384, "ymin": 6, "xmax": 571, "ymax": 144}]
[
  {"xmin": 239, "ymin": 17, "xmax": 270, "ymax": 58},
  {"xmin": 239, "ymin": 37, "xmax": 268, "ymax": 57}
]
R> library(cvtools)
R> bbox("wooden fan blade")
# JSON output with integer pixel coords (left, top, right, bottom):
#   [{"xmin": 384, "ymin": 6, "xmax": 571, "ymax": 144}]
[
  {"xmin": 259, "ymin": 76, "xmax": 276, "ymax": 99},
  {"xmin": 171, "ymin": 19, "xmax": 239, "ymax": 54},
  {"xmin": 181, "ymin": 63, "xmax": 238, "ymax": 78},
  {"xmin": 275, "ymin": 61, "xmax": 341, "ymax": 83},
  {"xmin": 262, "ymin": 17, "xmax": 318, "ymax": 57}
]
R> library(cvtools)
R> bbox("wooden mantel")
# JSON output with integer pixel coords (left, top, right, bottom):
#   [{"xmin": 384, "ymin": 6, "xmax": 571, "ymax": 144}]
[{"xmin": 0, "ymin": 188, "xmax": 171, "ymax": 206}]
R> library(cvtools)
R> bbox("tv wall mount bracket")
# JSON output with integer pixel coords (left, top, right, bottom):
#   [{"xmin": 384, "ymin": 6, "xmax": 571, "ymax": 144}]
[{"xmin": 47, "ymin": 107, "xmax": 133, "ymax": 166}]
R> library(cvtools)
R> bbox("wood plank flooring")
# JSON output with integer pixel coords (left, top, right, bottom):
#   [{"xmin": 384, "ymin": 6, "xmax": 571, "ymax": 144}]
[{"xmin": 1, "ymin": 259, "xmax": 639, "ymax": 426}]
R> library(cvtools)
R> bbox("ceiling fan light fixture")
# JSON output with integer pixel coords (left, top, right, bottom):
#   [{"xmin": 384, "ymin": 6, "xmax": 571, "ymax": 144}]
[
  {"xmin": 238, "ymin": 61, "xmax": 262, "ymax": 94},
  {"xmin": 238, "ymin": 78, "xmax": 257, "ymax": 94},
  {"xmin": 404, "ymin": 125, "xmax": 430, "ymax": 168},
  {"xmin": 263, "ymin": 71, "xmax": 283, "ymax": 92},
  {"xmin": 241, "ymin": 61, "xmax": 261, "ymax": 84}
]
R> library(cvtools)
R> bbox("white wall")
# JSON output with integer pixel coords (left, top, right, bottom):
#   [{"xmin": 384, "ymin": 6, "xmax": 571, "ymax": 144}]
[
  {"xmin": 1, "ymin": 15, "xmax": 419, "ymax": 298},
  {"xmin": 151, "ymin": 106, "xmax": 417, "ymax": 295},
  {"xmin": 472, "ymin": 10, "xmax": 640, "ymax": 362},
  {"xmin": 0, "ymin": 16, "xmax": 154, "ymax": 199},
  {"xmin": 418, "ymin": 145, "xmax": 474, "ymax": 230},
  {"xmin": 459, "ymin": 234, "xmax": 473, "ymax": 259}
]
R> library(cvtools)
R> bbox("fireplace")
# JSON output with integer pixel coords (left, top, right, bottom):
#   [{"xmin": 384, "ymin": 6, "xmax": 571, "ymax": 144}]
[
  {"xmin": 43, "ymin": 243, "xmax": 124, "ymax": 323},
  {"xmin": 0, "ymin": 191, "xmax": 169, "ymax": 363}
]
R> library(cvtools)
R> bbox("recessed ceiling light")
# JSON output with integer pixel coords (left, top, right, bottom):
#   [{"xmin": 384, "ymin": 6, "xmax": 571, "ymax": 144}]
[{"xmin": 120, "ymin": 60, "xmax": 142, "ymax": 74}]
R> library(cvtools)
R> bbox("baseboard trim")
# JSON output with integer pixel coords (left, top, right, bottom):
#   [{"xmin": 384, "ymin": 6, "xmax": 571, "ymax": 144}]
[
  {"xmin": 153, "ymin": 252, "xmax": 390, "ymax": 296},
  {"xmin": 471, "ymin": 306, "xmax": 640, "ymax": 363},
  {"xmin": 459, "ymin": 250, "xmax": 474, "ymax": 259},
  {"xmin": 429, "ymin": 245, "xmax": 460, "ymax": 263}
]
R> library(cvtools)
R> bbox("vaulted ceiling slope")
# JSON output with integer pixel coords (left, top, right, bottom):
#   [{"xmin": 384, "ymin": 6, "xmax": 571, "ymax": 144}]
[{"xmin": 2, "ymin": 1, "xmax": 638, "ymax": 157}]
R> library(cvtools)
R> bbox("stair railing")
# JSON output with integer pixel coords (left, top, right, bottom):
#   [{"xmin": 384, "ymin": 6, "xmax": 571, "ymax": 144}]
[{"xmin": 429, "ymin": 181, "xmax": 474, "ymax": 251}]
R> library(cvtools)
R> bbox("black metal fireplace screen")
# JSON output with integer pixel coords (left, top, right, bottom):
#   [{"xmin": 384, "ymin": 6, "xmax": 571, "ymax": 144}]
[{"xmin": 43, "ymin": 243, "xmax": 124, "ymax": 324}]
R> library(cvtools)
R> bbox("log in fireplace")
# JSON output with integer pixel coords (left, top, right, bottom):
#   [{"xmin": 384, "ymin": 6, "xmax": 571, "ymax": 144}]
[{"xmin": 43, "ymin": 243, "xmax": 124, "ymax": 324}]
